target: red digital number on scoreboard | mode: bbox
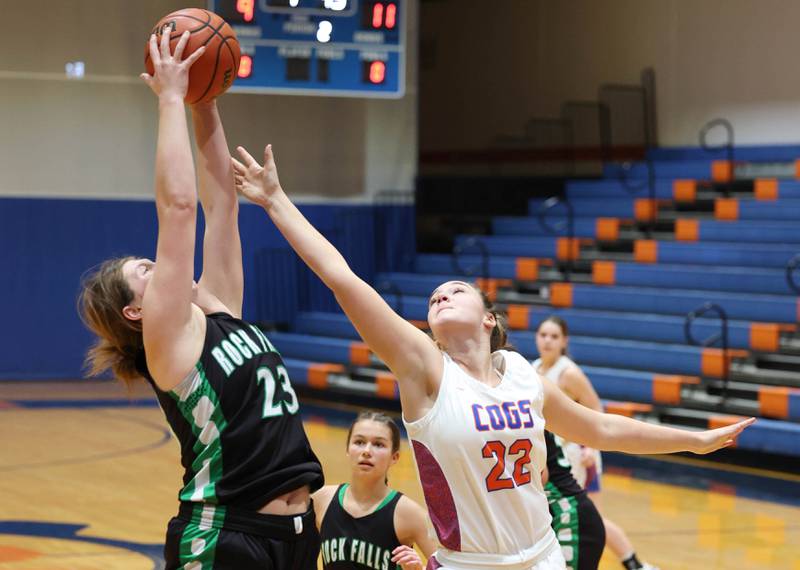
[369,61,386,83]
[238,54,253,78]
[236,0,255,22]
[363,2,397,30]
[362,60,386,84]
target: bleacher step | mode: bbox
[757,352,800,372]
[780,337,800,356]
[679,391,760,418]
[731,362,800,388]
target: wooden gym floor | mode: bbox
[0,381,798,569]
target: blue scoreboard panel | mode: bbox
[208,0,405,98]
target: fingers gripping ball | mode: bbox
[145,9,241,104]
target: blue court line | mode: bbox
[0,521,163,567]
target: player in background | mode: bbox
[534,317,659,570]
[542,430,605,570]
[314,411,437,569]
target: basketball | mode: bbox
[145,8,241,104]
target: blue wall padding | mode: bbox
[0,197,414,380]
[613,263,795,296]
[569,284,796,323]
[695,221,800,244]
[656,242,799,268]
[492,217,601,238]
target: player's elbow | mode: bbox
[591,413,627,451]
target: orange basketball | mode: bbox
[145,8,241,104]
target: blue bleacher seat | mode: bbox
[682,220,800,244]
[606,262,796,296]
[562,284,797,323]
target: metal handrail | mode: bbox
[376,280,404,317]
[787,254,800,296]
[685,302,731,402]
[617,160,656,237]
[452,236,490,280]
[699,118,735,197]
[536,197,575,282]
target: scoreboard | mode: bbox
[209,0,405,98]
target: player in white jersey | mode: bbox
[231,143,755,570]
[534,317,658,570]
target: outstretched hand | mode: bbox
[232,145,282,208]
[692,417,755,454]
[140,30,205,101]
[580,446,597,468]
[391,545,424,570]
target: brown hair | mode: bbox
[536,315,569,355]
[346,411,401,485]
[346,410,401,454]
[472,284,511,352]
[78,256,144,386]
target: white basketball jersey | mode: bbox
[403,350,559,568]
[531,355,574,386]
[532,355,602,488]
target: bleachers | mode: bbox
[714,197,800,221]
[492,216,612,239]
[547,282,796,323]
[528,197,658,221]
[276,148,800,459]
[633,240,798,268]
[415,253,540,280]
[674,219,800,244]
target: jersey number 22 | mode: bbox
[482,439,532,492]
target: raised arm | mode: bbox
[138,32,207,387]
[232,145,442,420]
[542,376,755,455]
[192,101,243,316]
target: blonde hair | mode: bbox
[77,256,144,386]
